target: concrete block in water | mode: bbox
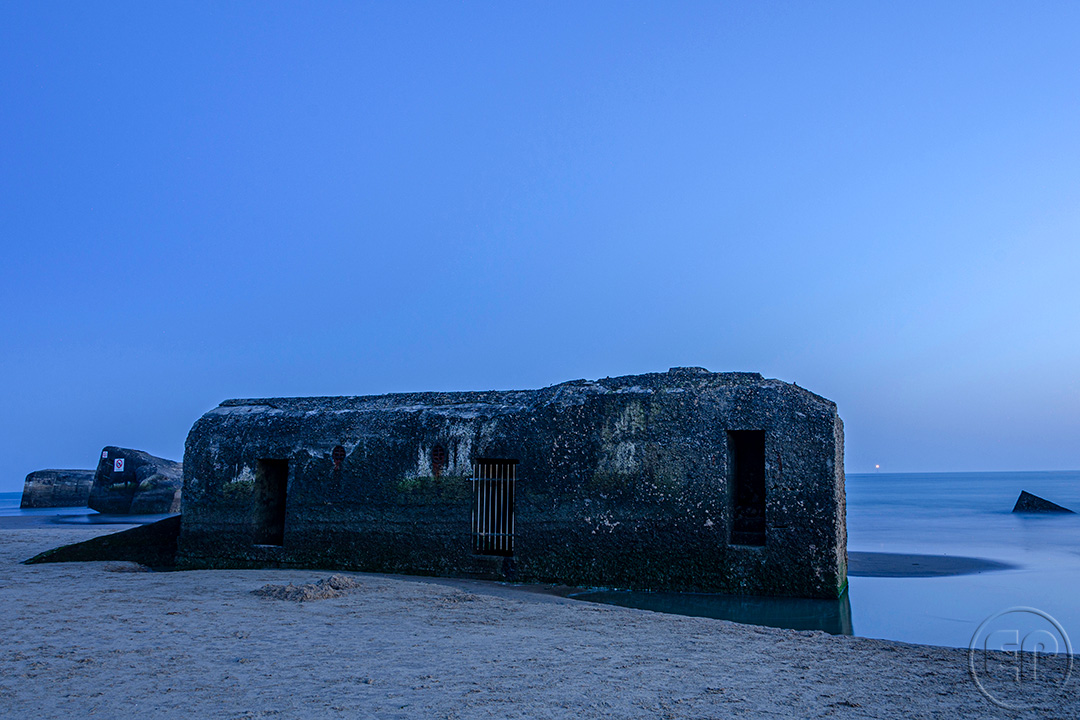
[1012,491,1075,514]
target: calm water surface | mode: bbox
[0,492,93,516]
[844,470,1080,647]
[0,492,170,525]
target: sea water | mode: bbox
[844,470,1080,648]
[577,471,1080,648]
[0,491,95,517]
[0,491,167,524]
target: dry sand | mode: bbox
[0,526,1074,719]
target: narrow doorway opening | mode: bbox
[729,431,766,546]
[472,459,516,556]
[254,458,288,546]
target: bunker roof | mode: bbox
[211,367,835,416]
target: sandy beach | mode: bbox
[0,525,1073,719]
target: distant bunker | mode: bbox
[89,447,183,515]
[20,469,94,509]
[178,368,847,599]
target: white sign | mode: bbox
[102,450,108,459]
[113,458,125,473]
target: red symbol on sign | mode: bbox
[114,458,125,472]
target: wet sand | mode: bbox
[847,551,1019,577]
[0,525,1074,719]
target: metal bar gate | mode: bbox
[471,460,516,556]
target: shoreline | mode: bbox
[1,525,1073,718]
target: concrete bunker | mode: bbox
[177,368,847,598]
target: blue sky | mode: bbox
[2,2,1079,490]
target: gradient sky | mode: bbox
[2,2,1079,490]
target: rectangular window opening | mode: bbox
[472,459,516,556]
[254,458,288,546]
[729,431,766,546]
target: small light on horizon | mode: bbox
[875,464,881,470]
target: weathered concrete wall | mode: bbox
[20,469,95,508]
[178,368,846,598]
[88,447,183,515]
